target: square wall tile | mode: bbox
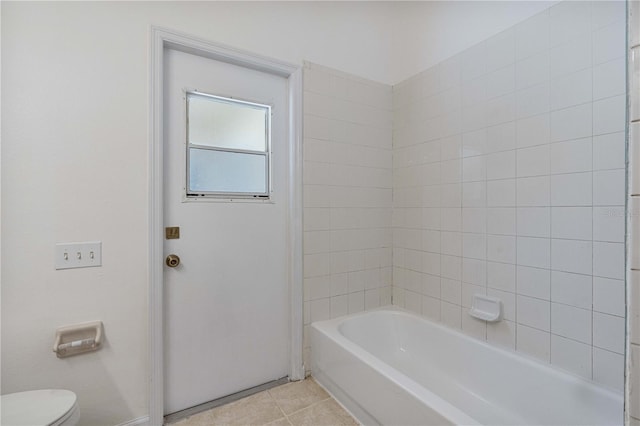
[593,277,625,317]
[593,132,625,171]
[421,295,440,321]
[441,301,462,329]
[463,233,487,260]
[551,239,592,275]
[517,324,551,362]
[485,65,515,99]
[517,114,550,148]
[517,144,550,177]
[517,176,550,206]
[517,266,551,300]
[593,242,624,280]
[487,122,516,153]
[441,231,461,256]
[550,68,592,111]
[517,207,551,238]
[517,237,551,269]
[488,179,516,207]
[593,312,625,354]
[551,207,592,240]
[551,270,592,310]
[487,235,517,264]
[462,182,486,207]
[462,258,487,286]
[549,137,592,174]
[549,36,592,78]
[551,334,592,379]
[462,208,486,234]
[593,20,627,65]
[593,95,626,136]
[441,278,462,304]
[593,169,625,206]
[593,206,625,243]
[550,173,592,206]
[486,151,516,180]
[517,83,550,119]
[487,208,516,235]
[593,347,624,392]
[487,320,516,349]
[551,303,592,344]
[517,295,551,331]
[550,103,592,143]
[488,261,516,293]
[593,57,626,100]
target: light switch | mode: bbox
[55,242,102,270]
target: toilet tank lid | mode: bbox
[1,389,77,426]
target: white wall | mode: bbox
[392,0,627,391]
[0,2,395,425]
[1,1,570,424]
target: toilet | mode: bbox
[1,389,80,426]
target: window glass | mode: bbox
[188,94,267,151]
[189,149,267,194]
[186,92,270,198]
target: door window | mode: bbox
[186,91,271,198]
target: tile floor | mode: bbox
[171,378,358,426]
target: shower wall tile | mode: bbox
[551,334,592,379]
[631,3,640,411]
[392,0,626,392]
[303,63,393,372]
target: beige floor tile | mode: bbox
[172,409,215,426]
[264,417,293,426]
[287,399,358,426]
[269,378,329,415]
[198,391,285,425]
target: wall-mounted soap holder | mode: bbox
[53,321,103,358]
[469,294,502,322]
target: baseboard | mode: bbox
[116,415,150,426]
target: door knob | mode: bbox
[166,254,181,268]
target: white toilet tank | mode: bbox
[1,389,80,426]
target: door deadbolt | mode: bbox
[166,254,181,268]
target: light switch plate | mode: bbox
[55,242,102,270]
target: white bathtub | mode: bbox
[311,308,623,426]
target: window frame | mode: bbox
[185,90,272,200]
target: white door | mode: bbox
[163,47,290,415]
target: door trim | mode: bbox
[148,26,304,425]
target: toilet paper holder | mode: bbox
[53,321,103,358]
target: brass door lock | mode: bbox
[166,254,181,268]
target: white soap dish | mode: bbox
[469,294,502,322]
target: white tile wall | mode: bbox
[303,62,393,371]
[392,0,626,392]
[628,2,640,422]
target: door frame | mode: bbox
[148,26,304,425]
